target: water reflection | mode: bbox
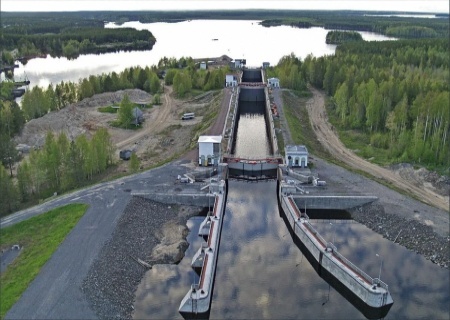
[14,21,396,89]
[133,217,204,319]
[133,182,450,319]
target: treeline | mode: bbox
[0,129,114,217]
[325,31,363,44]
[270,38,449,170]
[259,11,449,39]
[3,28,155,60]
[18,57,229,123]
[0,56,231,215]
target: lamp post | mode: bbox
[376,253,383,282]
[330,222,335,244]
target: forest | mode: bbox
[1,14,155,59]
[0,57,230,216]
[1,11,449,216]
[267,38,448,171]
[325,31,363,44]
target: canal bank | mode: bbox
[3,69,448,320]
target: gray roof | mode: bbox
[285,145,308,154]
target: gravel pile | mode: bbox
[76,89,152,108]
[82,196,199,320]
[351,203,450,269]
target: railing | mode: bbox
[286,195,389,292]
[303,220,328,249]
[223,155,283,163]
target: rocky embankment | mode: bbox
[82,196,201,320]
[351,203,450,269]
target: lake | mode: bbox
[12,20,396,88]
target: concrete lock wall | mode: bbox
[242,69,263,82]
[265,87,278,155]
[293,196,378,210]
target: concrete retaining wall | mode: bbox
[293,195,378,210]
[280,193,393,309]
[179,181,227,316]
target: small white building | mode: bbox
[225,74,238,87]
[198,135,222,166]
[285,145,308,168]
[200,61,207,70]
[268,77,280,88]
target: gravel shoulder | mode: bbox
[82,197,201,320]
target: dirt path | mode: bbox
[116,86,175,149]
[306,87,449,212]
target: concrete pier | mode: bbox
[278,184,394,313]
[178,180,227,317]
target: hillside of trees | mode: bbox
[1,14,155,60]
[0,129,115,216]
[257,11,449,39]
[268,38,449,172]
[0,57,231,216]
[325,31,363,44]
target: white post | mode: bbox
[376,253,383,282]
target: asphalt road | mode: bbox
[3,159,194,319]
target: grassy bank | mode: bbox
[0,203,88,319]
[282,90,329,158]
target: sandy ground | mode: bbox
[15,87,221,173]
[305,86,449,212]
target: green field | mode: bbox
[0,203,88,319]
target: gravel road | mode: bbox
[306,86,449,212]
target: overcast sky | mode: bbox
[1,0,449,13]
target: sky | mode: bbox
[1,0,449,13]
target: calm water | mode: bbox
[13,20,396,88]
[133,182,449,319]
[133,104,449,319]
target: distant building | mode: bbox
[268,77,280,88]
[262,62,270,69]
[200,61,207,70]
[198,135,222,166]
[225,74,238,87]
[233,59,246,69]
[285,145,308,168]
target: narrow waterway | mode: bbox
[233,102,269,157]
[133,96,449,319]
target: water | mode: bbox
[233,111,269,157]
[134,183,449,319]
[133,99,449,319]
[12,20,396,88]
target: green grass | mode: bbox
[97,106,118,113]
[273,117,285,156]
[0,203,88,319]
[109,120,142,130]
[282,90,329,158]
